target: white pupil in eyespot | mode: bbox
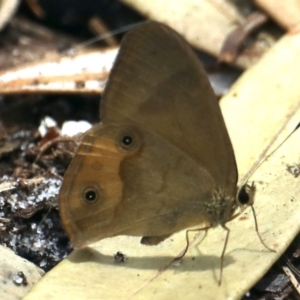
[85,190,96,201]
[122,135,133,146]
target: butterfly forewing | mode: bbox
[102,22,237,194]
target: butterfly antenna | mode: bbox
[258,122,300,166]
[63,22,143,55]
[241,121,300,186]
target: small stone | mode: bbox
[13,271,28,286]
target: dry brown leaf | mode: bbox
[0,48,118,94]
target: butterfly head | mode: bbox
[236,182,256,210]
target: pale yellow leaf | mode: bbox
[255,0,300,30]
[120,0,277,68]
[23,32,300,299]
[0,245,44,300]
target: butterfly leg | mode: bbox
[175,226,210,261]
[250,205,275,253]
[219,224,231,286]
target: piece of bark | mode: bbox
[0,48,118,94]
[219,11,268,64]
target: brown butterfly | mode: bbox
[59,21,272,284]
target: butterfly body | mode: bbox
[59,21,246,249]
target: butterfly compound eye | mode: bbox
[237,186,249,205]
[237,183,256,206]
